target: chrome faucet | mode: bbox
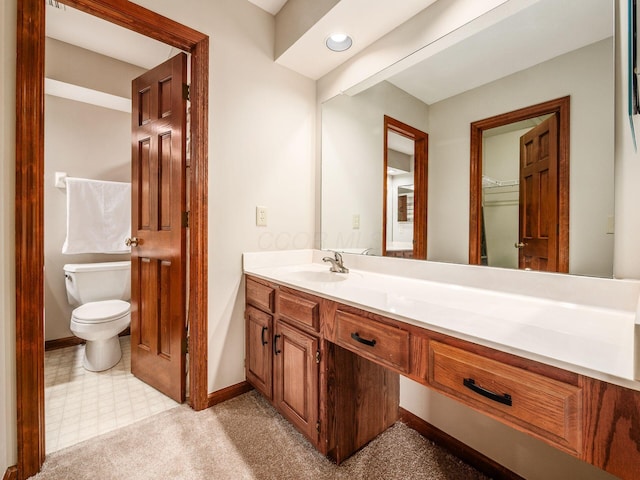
[323,251,349,273]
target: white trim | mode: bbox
[45,78,131,113]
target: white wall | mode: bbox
[129,0,317,392]
[1,0,316,471]
[0,0,17,476]
[482,129,525,269]
[321,81,428,255]
[44,39,139,341]
[44,96,132,340]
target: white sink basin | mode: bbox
[286,270,348,283]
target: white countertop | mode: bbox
[243,250,640,391]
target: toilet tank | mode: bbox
[63,261,131,307]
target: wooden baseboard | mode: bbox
[207,381,253,408]
[399,408,524,480]
[44,336,84,351]
[3,466,17,480]
[44,329,131,351]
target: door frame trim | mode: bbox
[383,115,428,259]
[468,96,570,272]
[15,1,209,478]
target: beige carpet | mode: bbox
[31,390,490,480]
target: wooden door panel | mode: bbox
[519,116,558,272]
[131,53,187,403]
[274,321,319,444]
[246,306,273,399]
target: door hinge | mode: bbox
[183,336,189,354]
[182,211,190,228]
[316,421,320,433]
[183,83,190,101]
[315,350,320,364]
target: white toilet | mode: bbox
[63,261,131,372]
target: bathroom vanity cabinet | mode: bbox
[245,274,640,479]
[245,277,399,459]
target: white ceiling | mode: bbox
[45,0,612,105]
[45,0,437,79]
[247,0,288,15]
[46,4,174,69]
[386,0,612,106]
[274,0,438,79]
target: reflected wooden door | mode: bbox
[518,115,559,272]
[130,53,187,402]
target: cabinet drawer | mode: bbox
[334,310,409,373]
[246,277,275,313]
[429,340,582,454]
[278,291,319,332]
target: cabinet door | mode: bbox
[246,305,273,400]
[274,320,319,445]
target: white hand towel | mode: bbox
[62,177,132,254]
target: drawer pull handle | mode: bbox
[261,326,268,346]
[463,378,512,407]
[351,332,376,347]
[274,334,281,355]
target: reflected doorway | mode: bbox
[383,116,428,259]
[470,96,570,273]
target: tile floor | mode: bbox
[44,336,179,453]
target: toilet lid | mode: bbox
[72,300,130,324]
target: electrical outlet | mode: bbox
[352,214,360,229]
[256,206,267,226]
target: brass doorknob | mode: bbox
[514,242,527,249]
[125,237,140,247]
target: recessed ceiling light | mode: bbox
[326,33,353,52]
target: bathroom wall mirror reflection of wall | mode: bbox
[320,0,615,278]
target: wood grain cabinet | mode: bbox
[273,320,320,443]
[245,275,640,480]
[428,340,582,455]
[245,277,322,447]
[245,276,400,461]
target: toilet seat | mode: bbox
[72,299,130,324]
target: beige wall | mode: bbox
[1,0,316,471]
[427,39,614,277]
[321,81,428,254]
[130,0,317,392]
[44,39,141,341]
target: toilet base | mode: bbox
[83,335,122,372]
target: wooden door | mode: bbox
[518,115,559,272]
[274,321,320,445]
[246,306,273,400]
[130,53,187,402]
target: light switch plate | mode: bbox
[256,206,267,226]
[353,214,360,229]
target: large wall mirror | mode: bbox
[320,0,615,278]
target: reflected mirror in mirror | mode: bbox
[383,116,427,259]
[320,0,614,277]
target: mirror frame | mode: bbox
[383,115,428,259]
[468,96,570,271]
